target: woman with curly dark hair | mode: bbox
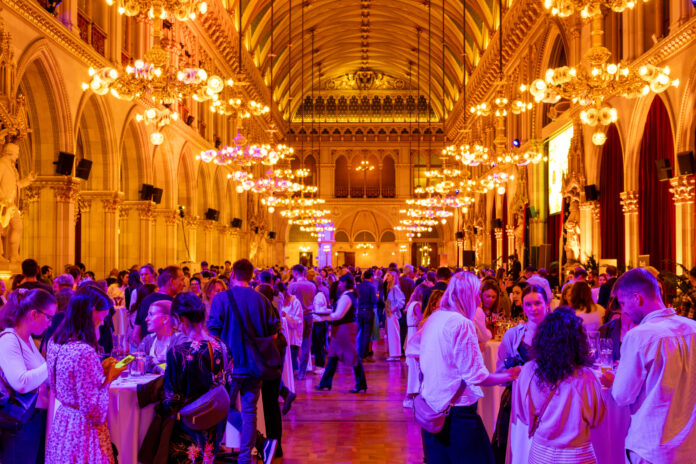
[512,307,606,463]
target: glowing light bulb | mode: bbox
[150,132,164,145]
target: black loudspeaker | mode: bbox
[75,159,92,180]
[584,184,599,201]
[491,218,503,229]
[473,226,479,235]
[152,188,163,204]
[186,115,195,126]
[462,250,476,267]
[55,152,75,175]
[231,218,243,228]
[268,231,276,239]
[140,184,154,201]
[205,208,220,221]
[455,231,464,240]
[677,151,695,175]
[253,226,259,234]
[655,158,673,181]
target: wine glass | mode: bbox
[599,338,613,371]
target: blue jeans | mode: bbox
[0,408,47,464]
[227,377,262,464]
[297,314,314,378]
[422,404,494,464]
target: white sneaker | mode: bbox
[403,398,414,408]
[314,367,325,375]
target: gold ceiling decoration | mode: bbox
[105,0,208,21]
[0,17,29,142]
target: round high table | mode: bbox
[480,340,503,439]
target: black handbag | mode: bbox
[226,290,283,381]
[0,332,39,428]
[178,342,231,431]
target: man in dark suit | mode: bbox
[356,269,379,360]
[421,267,452,310]
[597,265,618,308]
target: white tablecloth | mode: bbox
[480,341,503,439]
[112,306,129,336]
[507,371,631,464]
[108,374,159,464]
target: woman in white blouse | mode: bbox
[0,288,57,464]
[277,282,304,372]
[406,272,520,463]
[569,281,606,333]
[384,270,405,361]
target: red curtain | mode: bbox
[638,97,675,271]
[502,193,508,262]
[599,124,625,268]
[547,213,562,264]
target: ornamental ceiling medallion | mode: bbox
[324,68,409,91]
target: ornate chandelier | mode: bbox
[231,169,317,195]
[530,0,678,145]
[477,171,515,195]
[105,0,208,20]
[355,160,375,172]
[199,132,292,167]
[261,196,325,214]
[135,107,179,145]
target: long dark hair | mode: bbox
[52,285,113,348]
[172,292,206,324]
[570,281,595,313]
[532,306,593,388]
[0,289,56,329]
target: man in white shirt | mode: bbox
[601,268,696,463]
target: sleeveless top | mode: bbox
[333,290,358,326]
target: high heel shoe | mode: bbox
[315,385,332,391]
[348,386,367,393]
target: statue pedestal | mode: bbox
[0,261,21,280]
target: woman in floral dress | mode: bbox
[46,285,125,464]
[162,292,231,464]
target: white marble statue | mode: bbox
[0,142,35,262]
[564,199,581,262]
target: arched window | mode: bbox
[305,154,318,192]
[334,155,349,197]
[354,231,376,242]
[543,38,568,127]
[335,230,350,242]
[382,155,395,197]
[380,230,396,242]
[365,154,380,198]
[350,155,365,197]
[413,152,427,190]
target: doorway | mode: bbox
[411,242,438,268]
[299,252,313,267]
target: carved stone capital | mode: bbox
[102,198,121,213]
[669,176,695,205]
[23,186,41,203]
[505,224,514,238]
[620,191,639,214]
[580,201,601,221]
[494,228,504,240]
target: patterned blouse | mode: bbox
[45,340,114,464]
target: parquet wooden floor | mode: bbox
[277,340,424,463]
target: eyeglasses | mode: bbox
[37,310,54,321]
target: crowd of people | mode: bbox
[1,255,696,464]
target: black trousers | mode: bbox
[311,321,328,367]
[399,312,408,351]
[357,310,374,359]
[422,404,494,464]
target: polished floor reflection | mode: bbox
[280,340,424,463]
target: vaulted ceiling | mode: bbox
[238,0,503,123]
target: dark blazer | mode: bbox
[207,286,281,377]
[400,276,416,303]
[356,281,378,314]
[597,277,617,308]
[422,281,448,310]
[599,317,622,361]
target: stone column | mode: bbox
[669,176,695,272]
[135,202,155,265]
[181,217,198,264]
[505,225,515,261]
[79,191,122,277]
[494,228,503,267]
[620,191,639,268]
[579,201,599,261]
[591,202,601,263]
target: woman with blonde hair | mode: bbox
[407,271,520,463]
[201,278,227,319]
[384,270,405,362]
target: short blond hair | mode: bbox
[439,271,480,320]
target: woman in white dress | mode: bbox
[569,281,605,333]
[384,270,405,361]
[277,282,303,372]
[403,284,427,407]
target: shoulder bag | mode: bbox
[413,373,466,434]
[226,290,282,381]
[528,377,556,438]
[178,341,231,431]
[0,332,39,428]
